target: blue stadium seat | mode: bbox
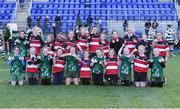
[30,0,177,32]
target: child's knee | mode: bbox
[140,82,146,87]
[11,81,16,86]
[74,78,79,85]
[66,78,71,85]
[18,80,24,86]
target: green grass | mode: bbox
[0,55,180,108]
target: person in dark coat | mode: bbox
[110,30,124,55]
[55,15,61,34]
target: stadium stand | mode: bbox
[30,0,178,32]
[0,1,17,28]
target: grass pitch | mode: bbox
[0,54,180,108]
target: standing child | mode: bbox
[118,44,134,86]
[133,45,149,87]
[79,51,91,85]
[76,26,90,52]
[104,48,118,85]
[149,48,165,87]
[89,26,100,57]
[29,26,43,55]
[66,31,77,53]
[44,34,54,56]
[14,30,28,58]
[53,33,66,53]
[26,47,40,85]
[90,48,105,85]
[123,27,138,53]
[152,32,169,61]
[39,47,53,85]
[100,33,110,57]
[164,25,176,56]
[110,30,123,55]
[52,48,65,85]
[62,46,81,85]
[8,47,25,86]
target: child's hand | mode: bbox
[8,57,13,60]
[149,59,153,63]
[19,57,24,61]
[99,61,103,64]
[82,61,86,64]
[133,38,137,43]
[159,58,164,63]
[92,59,97,63]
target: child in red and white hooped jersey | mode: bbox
[52,48,65,85]
[152,32,169,61]
[89,26,100,56]
[104,48,119,85]
[53,33,66,53]
[123,27,138,53]
[79,50,91,85]
[29,26,43,55]
[44,34,54,56]
[76,26,90,52]
[26,47,40,85]
[100,33,110,57]
[133,45,149,87]
[66,31,77,53]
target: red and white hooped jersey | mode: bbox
[30,40,41,54]
[26,64,39,73]
[124,41,136,53]
[134,55,149,73]
[100,41,110,56]
[77,39,88,51]
[154,40,169,57]
[105,59,118,75]
[66,40,77,53]
[89,38,100,53]
[26,57,39,73]
[123,35,137,53]
[29,35,42,54]
[80,59,91,78]
[53,41,65,51]
[52,59,65,73]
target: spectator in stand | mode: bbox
[55,15,61,34]
[36,16,41,28]
[152,20,159,32]
[145,19,151,36]
[123,19,128,32]
[43,16,50,35]
[27,16,32,29]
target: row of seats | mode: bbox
[0,9,16,14]
[0,2,16,8]
[0,14,13,21]
[32,3,175,9]
[30,0,177,31]
[0,1,16,23]
[30,14,177,21]
[31,9,176,15]
[48,0,158,3]
[30,22,85,32]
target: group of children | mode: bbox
[5,25,171,88]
